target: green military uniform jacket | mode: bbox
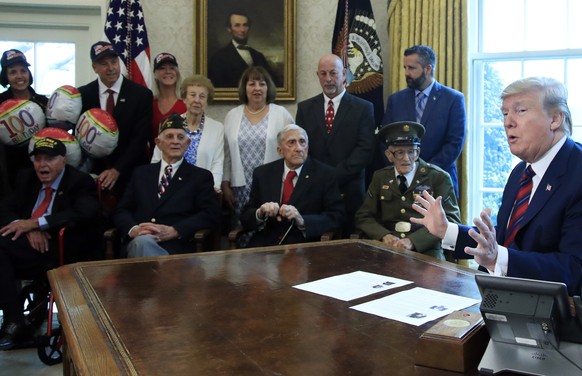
[355,158,461,259]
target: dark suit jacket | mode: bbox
[382,81,466,196]
[208,43,280,87]
[114,161,220,254]
[295,92,375,217]
[78,77,153,191]
[0,165,100,264]
[241,158,345,247]
[455,138,582,295]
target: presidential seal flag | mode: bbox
[104,0,152,89]
[332,0,384,124]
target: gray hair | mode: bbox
[277,124,308,144]
[501,77,572,135]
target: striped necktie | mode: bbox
[504,165,535,246]
[158,165,173,198]
[415,92,427,123]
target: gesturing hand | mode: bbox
[410,190,449,239]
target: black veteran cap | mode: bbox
[90,41,118,62]
[158,113,187,134]
[29,137,66,157]
[378,121,425,146]
[154,52,178,70]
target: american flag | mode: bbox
[104,0,152,88]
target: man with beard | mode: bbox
[382,45,466,197]
[208,11,280,87]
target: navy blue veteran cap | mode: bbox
[1,49,30,69]
[154,52,178,70]
[158,113,187,134]
[29,137,66,157]
[90,41,118,62]
[378,121,425,146]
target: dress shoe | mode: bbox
[0,322,35,350]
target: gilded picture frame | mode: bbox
[194,0,296,101]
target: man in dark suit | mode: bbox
[0,137,99,350]
[78,41,153,195]
[241,124,344,247]
[383,45,466,197]
[295,54,375,234]
[411,77,582,295]
[115,114,220,257]
[208,11,280,87]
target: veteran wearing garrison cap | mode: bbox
[355,121,460,259]
[114,113,220,258]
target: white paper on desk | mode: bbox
[292,271,412,301]
[350,287,480,326]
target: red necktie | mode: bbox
[281,170,297,204]
[325,100,334,134]
[106,89,115,115]
[31,187,54,219]
[504,165,535,246]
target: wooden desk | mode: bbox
[49,239,483,376]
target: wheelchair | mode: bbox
[19,227,67,365]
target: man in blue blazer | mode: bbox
[78,41,153,195]
[411,77,582,295]
[115,114,220,257]
[296,54,375,234]
[241,125,345,247]
[383,45,466,197]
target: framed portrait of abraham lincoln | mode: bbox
[195,0,296,101]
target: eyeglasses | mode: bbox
[388,148,419,160]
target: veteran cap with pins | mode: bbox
[377,121,425,146]
[158,113,187,134]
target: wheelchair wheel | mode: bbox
[37,326,63,365]
[21,283,49,329]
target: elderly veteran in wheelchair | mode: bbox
[0,137,99,350]
[355,121,460,260]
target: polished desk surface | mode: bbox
[48,239,483,376]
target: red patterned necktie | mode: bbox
[325,100,334,134]
[31,187,54,219]
[504,165,535,246]
[158,165,173,198]
[106,89,115,115]
[281,170,297,204]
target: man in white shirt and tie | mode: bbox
[240,124,344,247]
[114,114,220,257]
[411,77,582,295]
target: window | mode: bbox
[469,0,582,223]
[0,41,75,96]
[0,2,102,96]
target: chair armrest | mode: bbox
[104,227,118,259]
[320,231,335,242]
[228,228,244,250]
[193,229,213,253]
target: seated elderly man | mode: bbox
[240,124,345,247]
[0,137,99,350]
[355,121,460,259]
[114,113,220,257]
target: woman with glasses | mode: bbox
[355,121,461,260]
